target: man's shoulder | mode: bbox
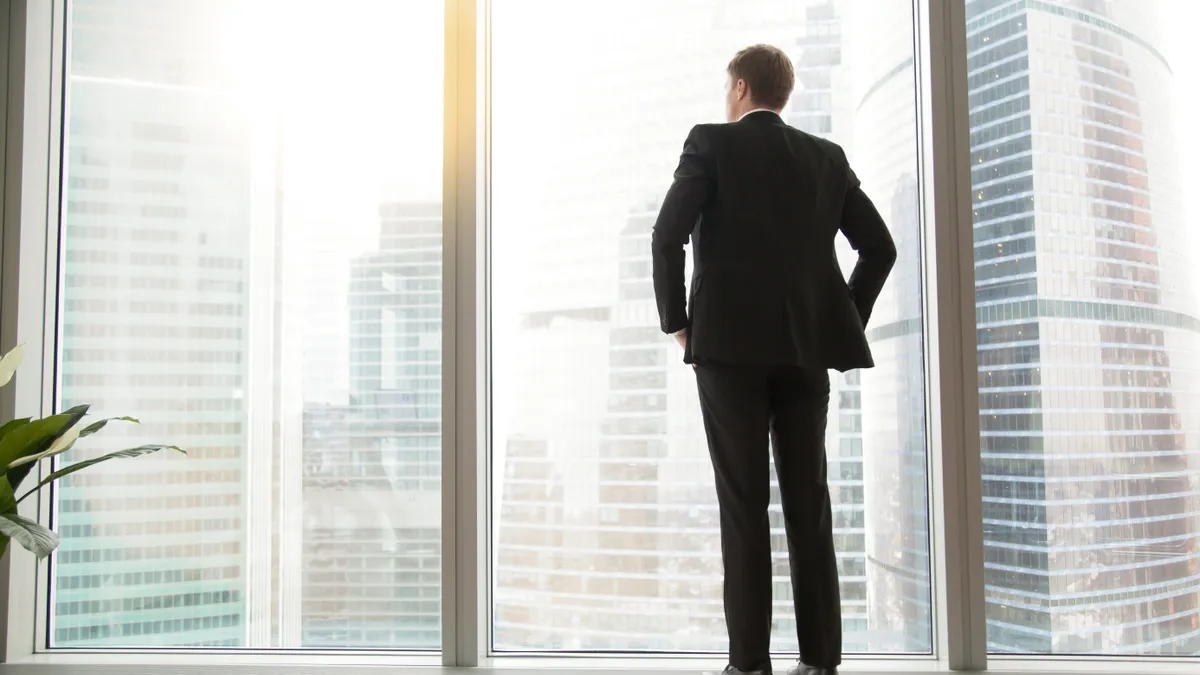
[684,122,848,164]
[806,132,841,152]
[686,121,773,149]
[685,122,726,139]
[680,123,733,156]
[785,126,844,155]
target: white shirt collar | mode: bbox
[738,108,779,122]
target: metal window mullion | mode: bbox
[31,0,65,656]
[442,0,480,667]
[1,0,63,662]
[916,0,988,670]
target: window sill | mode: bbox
[3,654,1199,675]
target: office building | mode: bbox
[297,202,443,647]
[54,0,255,647]
[966,0,1200,654]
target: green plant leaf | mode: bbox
[0,475,16,513]
[0,511,58,558]
[0,418,31,445]
[0,344,24,388]
[1,405,90,490]
[7,415,140,472]
[80,416,139,437]
[15,444,184,505]
[0,476,12,561]
[7,420,83,471]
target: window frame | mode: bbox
[0,0,1196,672]
[918,0,987,669]
[474,0,974,666]
[2,0,66,663]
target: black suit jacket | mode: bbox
[651,111,896,371]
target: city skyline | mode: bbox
[491,0,931,653]
[45,0,1200,658]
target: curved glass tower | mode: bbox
[846,0,932,654]
[966,0,1200,654]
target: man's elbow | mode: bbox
[870,238,898,273]
[882,240,898,269]
[650,226,682,257]
[650,227,666,254]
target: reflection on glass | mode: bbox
[967,0,1200,655]
[53,0,442,648]
[490,0,931,653]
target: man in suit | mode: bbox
[651,44,896,675]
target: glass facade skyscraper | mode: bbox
[54,0,253,647]
[299,201,442,647]
[52,0,445,649]
[846,0,932,653]
[966,0,1200,654]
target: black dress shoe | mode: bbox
[723,665,772,675]
[786,664,837,675]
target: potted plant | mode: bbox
[0,344,183,559]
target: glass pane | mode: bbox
[52,0,442,649]
[967,0,1200,655]
[490,0,930,653]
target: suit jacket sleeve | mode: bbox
[652,125,715,335]
[839,164,897,327]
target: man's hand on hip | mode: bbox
[673,328,688,351]
[675,329,695,367]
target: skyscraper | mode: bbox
[54,0,447,649]
[965,0,1200,654]
[841,0,932,653]
[492,301,612,648]
[54,0,256,648]
[493,0,930,653]
[298,201,443,647]
[590,203,721,648]
[495,203,724,650]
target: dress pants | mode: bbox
[694,362,841,671]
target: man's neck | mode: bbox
[737,108,780,122]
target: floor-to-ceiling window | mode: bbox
[1,0,1197,670]
[488,0,931,655]
[52,0,443,649]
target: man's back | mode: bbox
[651,110,896,371]
[658,45,891,675]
